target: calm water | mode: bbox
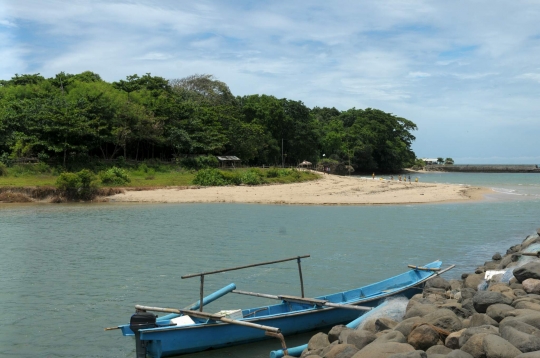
[1,173,539,357]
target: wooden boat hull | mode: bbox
[120,261,442,357]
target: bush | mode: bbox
[0,162,8,176]
[100,167,131,185]
[192,168,227,186]
[240,170,263,185]
[266,167,280,178]
[221,170,242,185]
[56,169,98,200]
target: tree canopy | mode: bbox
[0,71,418,172]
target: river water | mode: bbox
[1,172,539,357]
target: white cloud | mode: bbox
[408,71,431,78]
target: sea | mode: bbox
[1,172,539,357]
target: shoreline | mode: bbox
[106,173,491,206]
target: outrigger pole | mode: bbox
[181,255,311,312]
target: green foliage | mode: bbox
[55,169,98,200]
[180,155,219,169]
[240,168,264,185]
[192,168,228,186]
[0,162,7,176]
[100,166,131,185]
[221,170,242,185]
[445,158,454,165]
[411,158,426,170]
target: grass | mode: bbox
[0,164,319,189]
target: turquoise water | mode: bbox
[1,173,539,357]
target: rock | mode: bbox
[373,330,407,344]
[486,303,515,322]
[328,325,350,343]
[499,255,514,269]
[499,316,540,350]
[472,291,513,313]
[450,279,464,291]
[513,262,540,283]
[446,328,466,349]
[358,318,377,334]
[514,289,528,297]
[440,301,471,319]
[387,351,427,358]
[522,278,540,294]
[407,324,440,351]
[475,268,485,275]
[493,252,502,261]
[447,350,474,358]
[459,325,500,347]
[404,302,438,319]
[338,329,354,344]
[507,244,521,255]
[460,333,492,358]
[460,288,478,302]
[514,300,540,312]
[515,351,540,357]
[462,273,470,280]
[426,276,451,291]
[376,317,399,331]
[522,234,540,250]
[489,283,516,300]
[346,330,377,350]
[464,274,485,290]
[321,341,340,357]
[485,261,501,270]
[394,317,424,338]
[499,324,540,353]
[482,333,522,358]
[308,332,330,351]
[510,282,524,290]
[469,313,499,328]
[425,344,452,355]
[422,308,463,332]
[323,343,358,358]
[350,342,415,358]
[462,298,477,316]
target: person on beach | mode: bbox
[372,172,375,179]
[390,176,393,180]
[415,177,419,183]
[327,167,330,175]
[408,175,411,182]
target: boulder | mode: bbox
[439,301,471,319]
[459,325,500,347]
[464,274,485,290]
[511,282,524,290]
[489,283,516,300]
[450,279,464,291]
[513,262,540,283]
[338,329,354,344]
[347,330,376,350]
[308,332,330,351]
[499,255,514,269]
[426,276,451,291]
[468,313,499,328]
[404,302,438,319]
[372,330,407,344]
[499,324,540,353]
[350,342,415,358]
[493,252,502,261]
[376,317,399,331]
[472,291,513,313]
[522,278,540,294]
[407,324,440,351]
[323,343,358,358]
[387,351,427,358]
[321,341,340,357]
[358,318,378,334]
[482,333,522,358]
[446,328,466,349]
[447,350,474,358]
[328,325,350,343]
[514,289,528,297]
[486,303,515,322]
[514,300,540,312]
[506,244,522,255]
[460,333,492,358]
[515,352,540,358]
[394,317,424,338]
[422,308,463,332]
[462,298,477,316]
[425,344,452,355]
[460,288,478,302]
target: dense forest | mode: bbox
[0,71,418,172]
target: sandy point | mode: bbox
[106,173,491,205]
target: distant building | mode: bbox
[422,158,438,165]
[216,156,241,168]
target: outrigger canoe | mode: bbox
[110,256,451,358]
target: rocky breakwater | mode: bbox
[293,229,540,358]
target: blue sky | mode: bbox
[1,0,540,164]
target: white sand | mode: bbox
[107,173,490,205]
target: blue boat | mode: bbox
[114,258,446,358]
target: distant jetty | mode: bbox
[425,164,540,173]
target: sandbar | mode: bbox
[107,173,490,205]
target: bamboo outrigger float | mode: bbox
[108,256,453,358]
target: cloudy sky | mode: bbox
[1,1,540,164]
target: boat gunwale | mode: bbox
[137,260,441,335]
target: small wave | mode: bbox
[491,187,520,195]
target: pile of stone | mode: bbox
[293,230,540,358]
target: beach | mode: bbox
[107,173,490,205]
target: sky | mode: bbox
[1,1,540,164]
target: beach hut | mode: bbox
[216,156,241,168]
[298,160,312,170]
